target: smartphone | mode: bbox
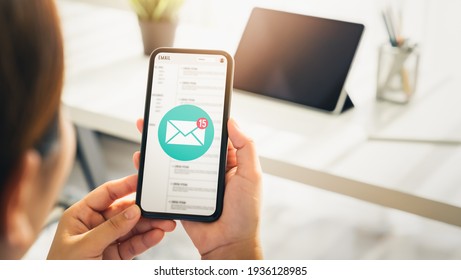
[136,48,233,222]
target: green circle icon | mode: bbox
[158,104,214,161]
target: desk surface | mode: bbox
[59,0,461,226]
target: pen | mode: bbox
[381,10,398,47]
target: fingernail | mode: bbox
[230,118,240,129]
[124,205,139,220]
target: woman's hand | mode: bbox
[133,118,263,259]
[181,119,263,259]
[47,175,176,259]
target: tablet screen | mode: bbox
[234,8,364,112]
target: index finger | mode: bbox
[136,118,144,134]
[83,174,138,212]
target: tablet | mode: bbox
[234,7,364,113]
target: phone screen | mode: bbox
[137,48,233,221]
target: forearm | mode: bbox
[201,238,263,260]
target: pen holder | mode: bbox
[376,43,419,104]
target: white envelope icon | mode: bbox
[165,120,205,146]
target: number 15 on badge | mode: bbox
[197,118,208,129]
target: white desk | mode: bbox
[59,0,461,226]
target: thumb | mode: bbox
[85,204,141,250]
[227,118,262,180]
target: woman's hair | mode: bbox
[0,0,64,231]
